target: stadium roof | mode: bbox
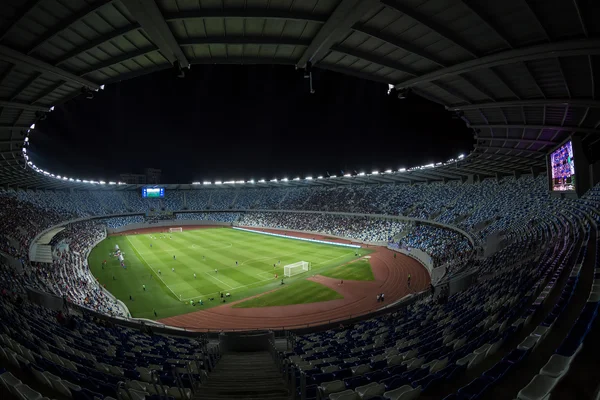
[0,0,598,190]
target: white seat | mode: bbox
[474,343,491,355]
[127,380,148,392]
[351,364,370,375]
[329,389,359,400]
[383,384,421,400]
[468,352,487,369]
[387,355,404,366]
[456,353,475,367]
[167,386,191,400]
[517,374,559,400]
[0,371,22,395]
[539,354,572,378]
[44,371,79,398]
[320,380,346,397]
[322,365,340,373]
[486,338,504,357]
[430,357,448,374]
[518,335,540,351]
[14,384,42,400]
[30,369,52,389]
[136,367,153,383]
[355,382,385,399]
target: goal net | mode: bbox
[169,227,183,233]
[284,261,310,277]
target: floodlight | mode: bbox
[100,85,105,90]
[76,179,82,182]
[202,181,211,185]
[24,137,29,142]
[330,175,337,178]
[399,168,406,172]
[69,178,74,181]
[63,177,68,180]
[372,171,379,175]
[57,175,62,179]
[249,180,255,184]
[100,181,106,184]
[214,181,222,185]
[344,174,351,177]
[258,179,265,183]
[317,176,323,179]
[109,181,116,185]
[270,179,278,182]
[282,178,288,182]
[305,176,313,180]
[358,172,365,176]
[387,84,394,95]
[385,169,392,173]
[235,180,244,184]
[22,147,26,153]
[458,154,465,159]
[29,123,35,129]
[224,180,234,184]
[293,177,300,181]
[49,106,55,111]
[27,161,32,165]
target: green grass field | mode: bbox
[320,259,375,281]
[89,227,371,319]
[233,280,343,308]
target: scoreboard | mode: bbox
[142,187,165,198]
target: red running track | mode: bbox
[158,227,430,331]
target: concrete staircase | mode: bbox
[194,351,290,400]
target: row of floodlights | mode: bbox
[191,155,465,185]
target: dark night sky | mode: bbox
[32,65,473,183]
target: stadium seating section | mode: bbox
[1,175,599,399]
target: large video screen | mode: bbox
[549,141,575,192]
[142,187,165,198]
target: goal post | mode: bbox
[169,227,183,233]
[284,261,310,277]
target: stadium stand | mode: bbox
[0,176,599,399]
[1,0,600,397]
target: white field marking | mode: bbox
[190,242,233,250]
[138,242,233,255]
[204,271,233,289]
[126,236,183,301]
[179,250,356,301]
[257,271,278,279]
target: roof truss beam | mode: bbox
[475,144,545,156]
[470,124,600,135]
[330,46,418,76]
[0,45,99,89]
[55,24,141,66]
[476,136,557,146]
[179,37,311,47]
[0,124,29,131]
[27,0,116,56]
[79,46,158,76]
[472,152,545,166]
[395,38,600,89]
[164,9,328,23]
[0,100,49,112]
[0,0,42,42]
[448,99,600,111]
[296,0,379,68]
[121,0,189,68]
[352,24,446,67]
[460,0,513,49]
[382,0,479,58]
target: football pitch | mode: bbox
[89,227,371,320]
